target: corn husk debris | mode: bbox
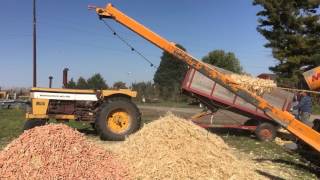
[108,113,265,180]
[230,74,277,95]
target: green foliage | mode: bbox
[202,50,243,73]
[66,78,77,89]
[113,81,127,89]
[76,77,89,89]
[153,44,188,100]
[253,0,320,87]
[87,73,108,89]
[132,81,159,101]
[67,74,108,89]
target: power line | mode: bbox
[101,19,157,69]
[34,33,161,60]
[36,21,273,61]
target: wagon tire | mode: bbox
[255,122,277,141]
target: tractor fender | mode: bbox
[100,89,137,98]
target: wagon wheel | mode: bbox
[255,122,277,141]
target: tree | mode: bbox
[132,82,147,101]
[76,77,88,89]
[66,78,77,89]
[253,0,320,87]
[202,50,242,73]
[66,74,108,89]
[132,81,160,102]
[153,44,188,100]
[113,81,127,89]
[87,73,108,89]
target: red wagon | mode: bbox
[182,66,294,141]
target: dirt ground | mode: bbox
[138,104,320,124]
[138,105,249,125]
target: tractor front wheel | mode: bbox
[23,119,47,131]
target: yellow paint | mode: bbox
[26,113,47,119]
[303,66,320,90]
[31,87,96,94]
[0,91,6,99]
[26,113,75,120]
[190,111,210,121]
[287,120,320,151]
[53,114,75,120]
[32,99,49,115]
[107,110,131,133]
[101,89,137,98]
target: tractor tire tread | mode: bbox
[95,98,141,141]
[23,119,47,131]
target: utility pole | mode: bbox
[32,0,37,87]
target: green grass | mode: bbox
[0,109,93,149]
[0,109,25,148]
[213,129,319,179]
[312,103,320,114]
[67,121,92,129]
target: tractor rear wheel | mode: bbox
[95,98,141,141]
[23,119,47,131]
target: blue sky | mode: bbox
[0,0,275,88]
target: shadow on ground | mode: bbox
[255,158,320,178]
[255,170,286,180]
[77,128,97,136]
[207,127,256,139]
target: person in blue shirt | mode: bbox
[290,94,299,119]
[294,92,312,126]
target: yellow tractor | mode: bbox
[25,87,141,140]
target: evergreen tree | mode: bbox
[202,50,243,73]
[132,81,159,101]
[76,77,89,89]
[87,73,108,89]
[113,81,127,89]
[153,44,188,100]
[253,0,320,87]
[66,78,77,89]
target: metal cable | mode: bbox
[101,19,157,68]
